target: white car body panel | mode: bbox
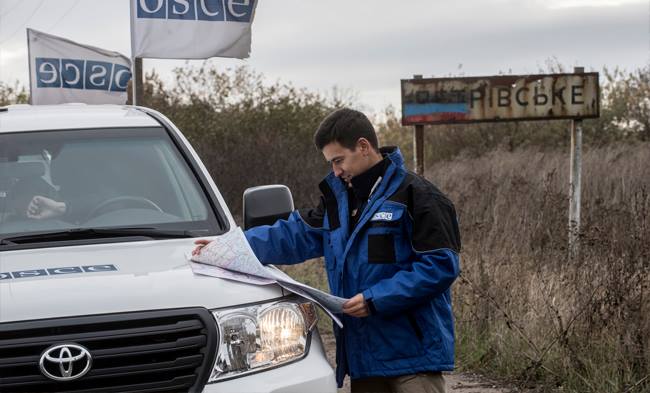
[0,237,285,322]
[0,104,336,392]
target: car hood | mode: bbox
[0,238,284,323]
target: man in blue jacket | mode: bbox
[197,108,461,392]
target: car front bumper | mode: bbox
[202,329,337,393]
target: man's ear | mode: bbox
[356,138,371,154]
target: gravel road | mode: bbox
[320,332,519,393]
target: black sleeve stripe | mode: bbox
[410,190,461,253]
[318,180,341,230]
[388,172,461,254]
[297,196,326,229]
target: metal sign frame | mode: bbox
[403,68,598,259]
[401,72,600,126]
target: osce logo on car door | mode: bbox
[137,0,256,22]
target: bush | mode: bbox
[141,65,351,217]
[433,144,650,392]
[0,82,28,106]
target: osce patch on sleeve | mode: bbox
[371,212,393,221]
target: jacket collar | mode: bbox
[318,146,407,262]
[379,146,405,169]
[341,150,406,262]
[349,157,389,202]
[320,146,406,195]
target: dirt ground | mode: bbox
[320,332,520,393]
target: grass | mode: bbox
[432,143,650,393]
[279,142,650,393]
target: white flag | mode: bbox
[27,29,132,105]
[131,0,257,59]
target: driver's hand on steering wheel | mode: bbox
[27,196,67,220]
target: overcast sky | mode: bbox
[0,0,648,114]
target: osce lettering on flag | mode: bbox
[131,0,258,59]
[27,29,132,105]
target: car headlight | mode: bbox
[208,299,318,382]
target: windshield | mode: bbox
[0,127,224,242]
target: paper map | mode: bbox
[189,227,347,327]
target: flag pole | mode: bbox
[129,58,144,106]
[26,29,34,105]
[131,60,137,106]
[129,0,137,106]
[134,57,143,106]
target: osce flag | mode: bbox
[131,0,257,59]
[27,29,132,105]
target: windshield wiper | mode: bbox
[0,227,207,245]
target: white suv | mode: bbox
[0,104,336,392]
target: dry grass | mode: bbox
[429,143,650,392]
[280,143,649,393]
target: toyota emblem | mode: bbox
[39,344,92,381]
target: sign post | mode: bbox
[413,74,425,175]
[414,124,425,175]
[569,67,584,259]
[401,70,599,257]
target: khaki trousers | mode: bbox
[351,372,445,393]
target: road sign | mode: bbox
[401,72,599,125]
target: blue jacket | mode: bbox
[245,147,461,387]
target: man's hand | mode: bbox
[26,196,66,220]
[192,239,212,256]
[342,293,370,318]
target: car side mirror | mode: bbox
[243,185,294,230]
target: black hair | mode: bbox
[313,108,378,151]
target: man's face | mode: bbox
[321,140,372,184]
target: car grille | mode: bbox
[0,308,218,392]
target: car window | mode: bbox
[0,127,223,237]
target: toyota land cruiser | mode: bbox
[0,104,336,392]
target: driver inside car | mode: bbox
[24,187,108,222]
[26,195,67,220]
[26,193,165,223]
